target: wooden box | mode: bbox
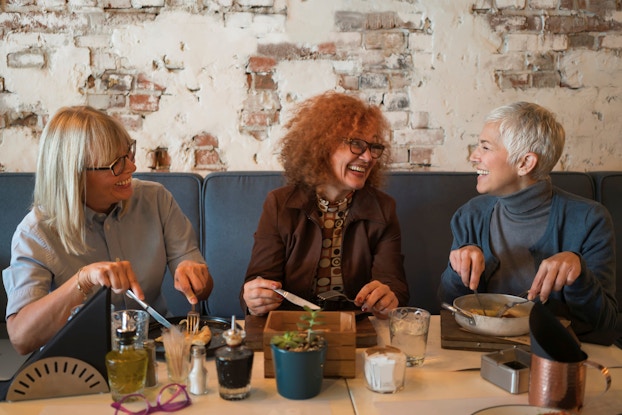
[262,311,357,378]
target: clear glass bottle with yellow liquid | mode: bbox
[106,328,148,401]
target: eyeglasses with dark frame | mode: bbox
[86,140,137,176]
[110,383,191,415]
[344,138,385,159]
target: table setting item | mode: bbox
[110,309,149,351]
[125,290,171,329]
[442,293,534,337]
[388,307,430,367]
[273,288,321,310]
[149,316,243,358]
[528,302,611,412]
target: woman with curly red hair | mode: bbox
[241,91,409,318]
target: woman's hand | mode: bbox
[79,260,144,299]
[449,245,485,290]
[355,281,399,319]
[174,260,213,304]
[529,251,581,303]
[243,276,283,316]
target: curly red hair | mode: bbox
[279,91,391,191]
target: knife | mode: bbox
[125,290,172,328]
[273,288,321,310]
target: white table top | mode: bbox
[1,315,621,415]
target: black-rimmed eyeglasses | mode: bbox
[344,138,385,159]
[86,140,137,176]
[110,383,191,415]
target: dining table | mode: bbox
[0,315,620,415]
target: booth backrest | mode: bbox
[133,172,203,316]
[0,170,617,323]
[593,172,622,308]
[0,173,36,323]
[202,172,286,318]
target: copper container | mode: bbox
[528,354,611,411]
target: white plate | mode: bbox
[472,405,575,415]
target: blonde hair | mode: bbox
[34,106,134,255]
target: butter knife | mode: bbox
[273,288,321,310]
[125,290,172,328]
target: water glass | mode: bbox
[389,307,430,367]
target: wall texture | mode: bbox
[1,0,621,174]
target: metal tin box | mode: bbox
[480,347,531,394]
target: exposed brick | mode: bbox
[602,34,622,48]
[193,133,219,148]
[334,11,366,32]
[253,73,277,90]
[526,52,556,71]
[257,42,310,60]
[338,74,359,90]
[528,0,559,9]
[532,71,560,87]
[546,16,588,33]
[366,12,399,30]
[244,90,281,111]
[383,92,410,111]
[102,72,134,91]
[568,33,598,48]
[112,113,143,130]
[241,111,279,127]
[388,73,412,89]
[360,72,389,89]
[130,94,159,112]
[194,149,223,167]
[7,49,45,68]
[496,0,527,9]
[131,0,165,7]
[384,111,409,129]
[495,71,530,90]
[394,128,444,146]
[364,31,406,52]
[408,147,434,166]
[237,0,274,6]
[102,0,132,8]
[317,42,337,55]
[489,15,528,32]
[247,56,277,73]
[137,74,165,91]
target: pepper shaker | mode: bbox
[143,339,158,388]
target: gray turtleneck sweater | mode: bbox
[488,180,552,293]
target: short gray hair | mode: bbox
[486,102,565,181]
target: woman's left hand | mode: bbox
[174,260,214,304]
[355,281,399,319]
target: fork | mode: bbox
[185,303,201,335]
[317,290,356,303]
[495,290,530,318]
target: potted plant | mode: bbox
[270,307,327,399]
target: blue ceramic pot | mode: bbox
[270,341,327,400]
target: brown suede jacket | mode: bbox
[240,184,409,312]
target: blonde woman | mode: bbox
[3,106,213,354]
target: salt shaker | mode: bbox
[188,345,208,395]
